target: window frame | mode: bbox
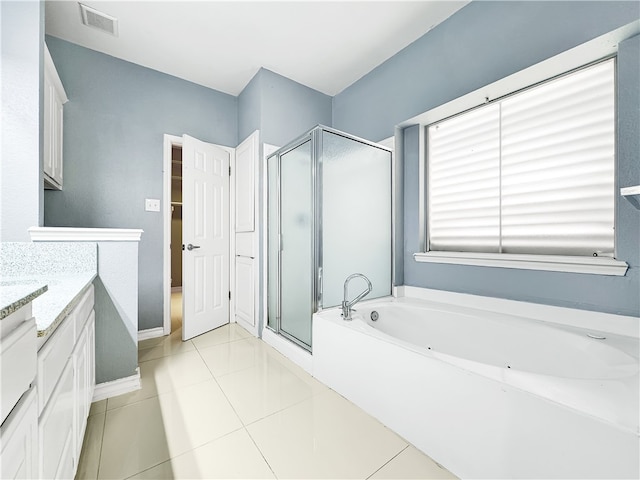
[416,56,628,276]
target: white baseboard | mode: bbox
[138,327,165,341]
[261,328,312,374]
[92,369,141,402]
[171,286,182,293]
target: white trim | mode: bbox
[137,327,165,341]
[29,227,143,242]
[620,185,640,196]
[229,142,237,334]
[261,327,313,374]
[163,134,182,336]
[399,285,638,338]
[92,369,141,402]
[414,251,628,276]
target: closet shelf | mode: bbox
[171,176,182,182]
[171,202,182,206]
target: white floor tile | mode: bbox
[370,446,458,479]
[191,323,251,350]
[128,429,275,479]
[247,389,407,479]
[99,380,242,479]
[138,329,195,363]
[216,354,319,425]
[75,412,105,480]
[197,337,265,378]
[107,350,213,410]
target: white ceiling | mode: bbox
[45,1,469,96]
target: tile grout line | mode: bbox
[94,404,108,480]
[365,444,410,480]
[192,328,280,479]
[243,425,280,480]
[107,327,243,479]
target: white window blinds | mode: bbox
[427,59,615,257]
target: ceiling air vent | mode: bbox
[79,3,118,36]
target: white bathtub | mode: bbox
[312,294,639,479]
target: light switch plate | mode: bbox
[145,198,160,212]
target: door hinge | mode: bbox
[229,166,231,176]
[229,291,231,301]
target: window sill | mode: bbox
[413,251,629,276]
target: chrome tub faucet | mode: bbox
[342,273,372,320]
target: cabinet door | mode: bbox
[52,93,64,185]
[73,328,89,464]
[43,74,54,180]
[38,359,74,480]
[235,256,254,326]
[87,313,96,398]
[0,387,38,480]
[235,132,257,232]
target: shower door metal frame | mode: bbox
[266,132,317,352]
[266,125,395,352]
[314,126,394,309]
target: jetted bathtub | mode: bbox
[312,295,639,479]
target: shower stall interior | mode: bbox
[267,125,392,351]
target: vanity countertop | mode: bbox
[0,280,49,319]
[0,242,98,338]
[0,273,96,338]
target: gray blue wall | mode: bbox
[0,0,44,241]
[238,67,332,146]
[238,67,332,336]
[334,1,640,316]
[44,36,238,331]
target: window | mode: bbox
[419,58,627,275]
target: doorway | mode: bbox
[170,144,184,335]
[163,134,232,340]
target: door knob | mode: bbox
[186,244,200,251]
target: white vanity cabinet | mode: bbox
[0,387,38,479]
[0,300,39,480]
[37,285,95,480]
[43,44,68,190]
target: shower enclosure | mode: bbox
[267,125,392,351]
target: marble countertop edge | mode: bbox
[0,283,49,320]
[33,272,97,338]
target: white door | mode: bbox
[182,134,230,340]
[234,132,259,336]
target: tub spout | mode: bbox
[342,273,372,320]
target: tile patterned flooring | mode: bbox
[75,295,457,479]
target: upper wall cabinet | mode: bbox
[43,45,68,190]
[235,133,257,232]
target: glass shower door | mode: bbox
[279,140,313,348]
[321,130,392,307]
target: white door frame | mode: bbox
[162,134,236,336]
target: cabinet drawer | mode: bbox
[0,318,37,425]
[37,314,74,415]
